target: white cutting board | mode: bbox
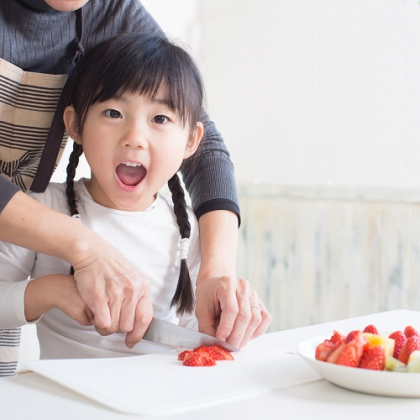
[27,341,320,415]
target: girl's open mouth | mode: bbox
[115,162,147,186]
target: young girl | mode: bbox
[0,32,208,359]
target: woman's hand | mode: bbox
[194,272,272,349]
[71,239,153,348]
[196,210,271,349]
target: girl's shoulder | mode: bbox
[27,181,72,215]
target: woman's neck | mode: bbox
[16,0,54,13]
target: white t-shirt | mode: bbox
[0,179,200,359]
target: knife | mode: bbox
[143,317,239,352]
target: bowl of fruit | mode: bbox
[297,325,420,397]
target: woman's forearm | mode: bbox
[197,210,238,280]
[0,191,102,266]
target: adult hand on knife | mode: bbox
[72,234,153,348]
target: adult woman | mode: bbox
[0,0,270,374]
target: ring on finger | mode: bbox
[250,304,262,313]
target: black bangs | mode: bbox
[65,33,204,134]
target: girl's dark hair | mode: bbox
[65,32,204,315]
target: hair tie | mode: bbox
[179,238,190,260]
[72,214,82,222]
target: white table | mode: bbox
[2,309,420,420]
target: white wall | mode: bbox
[197,0,420,188]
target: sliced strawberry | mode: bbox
[330,330,345,345]
[182,352,216,367]
[326,343,346,364]
[194,345,234,361]
[363,325,379,335]
[389,331,406,359]
[178,350,193,361]
[335,342,359,367]
[404,326,420,339]
[193,346,224,361]
[359,346,385,370]
[316,339,339,361]
[398,336,420,364]
[345,330,369,359]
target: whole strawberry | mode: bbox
[398,336,420,364]
[389,331,407,359]
[363,325,379,335]
[404,326,420,339]
[335,342,359,367]
[359,346,385,370]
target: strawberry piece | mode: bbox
[330,330,345,345]
[178,350,193,361]
[345,330,369,360]
[404,326,420,339]
[193,346,224,361]
[326,343,346,364]
[359,346,385,370]
[183,352,216,367]
[193,345,234,361]
[398,336,420,364]
[335,342,359,367]
[363,325,379,335]
[389,331,406,359]
[315,339,337,361]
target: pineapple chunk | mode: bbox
[407,350,420,373]
[363,333,395,357]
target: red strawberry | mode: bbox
[404,326,420,339]
[388,331,406,359]
[178,350,193,361]
[209,345,234,361]
[330,330,345,345]
[182,352,216,367]
[335,342,359,367]
[345,330,369,359]
[326,343,346,364]
[359,346,385,370]
[398,336,420,364]
[363,325,379,335]
[193,345,234,361]
[315,340,337,361]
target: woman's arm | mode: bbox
[195,211,272,349]
[0,190,153,342]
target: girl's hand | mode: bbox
[194,273,272,349]
[71,238,153,347]
[25,274,92,326]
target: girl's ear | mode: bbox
[184,122,204,159]
[63,106,82,145]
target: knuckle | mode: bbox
[238,307,251,321]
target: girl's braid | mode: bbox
[168,173,195,315]
[66,142,83,275]
[66,142,83,216]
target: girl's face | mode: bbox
[64,91,203,212]
[43,0,90,12]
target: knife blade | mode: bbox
[143,317,239,353]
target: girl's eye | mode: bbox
[152,115,169,124]
[104,109,122,118]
